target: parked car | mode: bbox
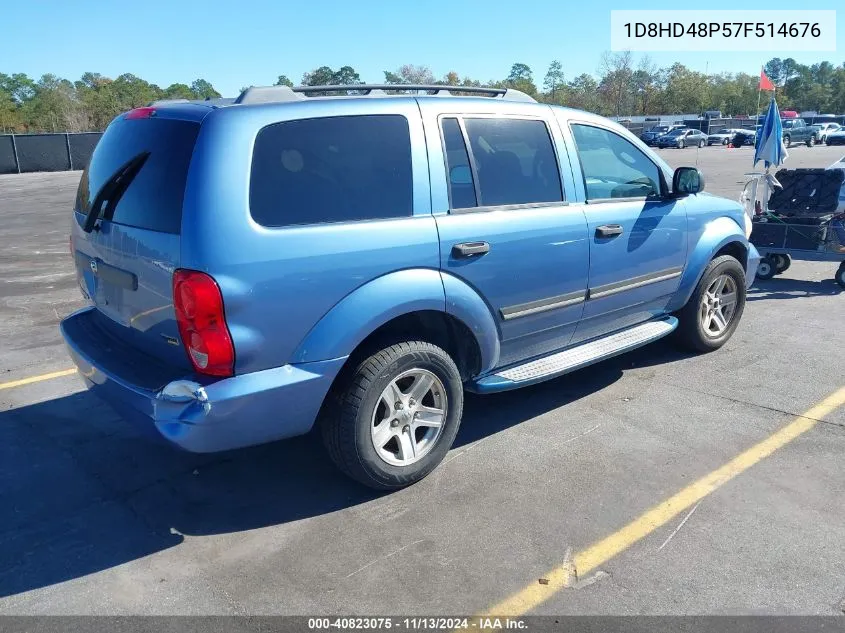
[780,118,818,147]
[813,122,842,143]
[61,84,760,489]
[827,129,845,146]
[641,124,684,146]
[656,128,708,148]
[707,128,745,145]
[731,128,757,147]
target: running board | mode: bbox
[471,317,678,393]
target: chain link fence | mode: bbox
[0,132,102,175]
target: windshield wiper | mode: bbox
[82,151,150,233]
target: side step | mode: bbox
[471,317,678,393]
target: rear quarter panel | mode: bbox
[181,99,438,374]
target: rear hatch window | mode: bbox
[75,117,199,233]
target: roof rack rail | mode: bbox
[235,84,536,105]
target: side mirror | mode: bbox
[673,166,704,195]
[449,165,473,185]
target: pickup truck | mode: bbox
[780,118,818,147]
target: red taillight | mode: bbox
[172,270,234,377]
[125,106,156,120]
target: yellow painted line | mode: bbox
[0,368,77,391]
[484,386,845,616]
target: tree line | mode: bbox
[2,55,844,134]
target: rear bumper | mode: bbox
[61,308,346,453]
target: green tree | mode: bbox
[333,65,361,85]
[0,72,36,103]
[302,65,361,86]
[566,73,599,112]
[543,60,565,103]
[660,63,708,114]
[505,63,537,96]
[302,66,335,86]
[164,83,195,99]
[631,56,660,115]
[190,78,221,99]
[598,51,634,117]
[0,74,24,131]
[274,75,294,87]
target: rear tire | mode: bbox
[320,341,463,490]
[675,255,747,353]
[783,135,791,148]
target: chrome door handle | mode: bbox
[452,241,490,258]
[595,224,624,238]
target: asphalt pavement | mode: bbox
[1,144,843,616]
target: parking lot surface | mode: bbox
[1,144,844,615]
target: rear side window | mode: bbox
[75,117,199,234]
[250,115,413,227]
[462,118,562,207]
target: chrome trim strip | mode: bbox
[588,266,683,300]
[501,290,587,320]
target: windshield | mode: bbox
[666,130,685,137]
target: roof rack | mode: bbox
[235,84,536,105]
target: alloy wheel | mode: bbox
[699,274,738,337]
[370,368,448,466]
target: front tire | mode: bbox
[698,139,705,148]
[675,255,747,353]
[678,140,685,149]
[807,136,815,147]
[321,341,464,490]
[783,135,791,148]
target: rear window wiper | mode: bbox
[82,151,150,233]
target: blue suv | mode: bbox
[61,84,760,489]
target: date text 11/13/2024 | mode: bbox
[307,617,527,630]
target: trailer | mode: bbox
[743,168,845,288]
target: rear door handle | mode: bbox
[595,224,624,238]
[452,241,490,258]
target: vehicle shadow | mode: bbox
[0,338,690,598]
[748,277,843,300]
